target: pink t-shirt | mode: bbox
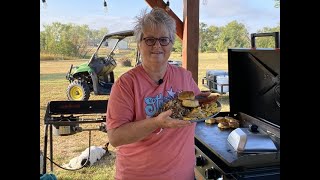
[107,64,201,180]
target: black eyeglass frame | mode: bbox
[142,37,172,46]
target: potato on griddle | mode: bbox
[205,118,216,124]
[228,121,239,128]
[224,116,238,123]
[215,117,227,123]
[218,122,230,130]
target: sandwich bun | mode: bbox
[182,99,199,108]
[178,91,195,100]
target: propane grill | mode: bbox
[42,100,108,174]
[194,32,280,180]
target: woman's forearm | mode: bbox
[107,117,159,147]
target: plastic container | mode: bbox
[216,75,229,93]
[206,70,228,89]
[206,70,228,79]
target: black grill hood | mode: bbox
[228,48,280,127]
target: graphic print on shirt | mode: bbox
[144,87,179,118]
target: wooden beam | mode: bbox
[145,0,183,40]
[182,0,199,84]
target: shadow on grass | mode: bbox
[94,151,116,168]
[41,73,67,81]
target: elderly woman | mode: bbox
[106,8,206,180]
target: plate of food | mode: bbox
[154,91,222,122]
[186,100,221,122]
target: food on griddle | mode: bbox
[154,91,220,120]
[228,121,240,128]
[215,116,228,123]
[207,116,240,130]
[218,122,230,129]
[205,118,216,124]
[225,116,238,123]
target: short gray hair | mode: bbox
[134,7,176,45]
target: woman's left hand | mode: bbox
[155,110,192,129]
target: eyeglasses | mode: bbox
[142,37,171,46]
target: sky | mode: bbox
[40,0,280,34]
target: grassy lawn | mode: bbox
[40,52,229,179]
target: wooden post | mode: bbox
[145,0,183,40]
[182,0,199,84]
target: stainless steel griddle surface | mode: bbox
[195,122,280,167]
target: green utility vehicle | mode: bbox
[66,30,136,101]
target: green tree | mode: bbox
[91,28,108,46]
[40,22,108,59]
[205,25,221,52]
[256,24,280,48]
[216,21,250,52]
[199,22,208,52]
[40,31,48,52]
[274,0,280,8]
[43,22,65,56]
[173,35,182,52]
[199,23,221,52]
[81,27,108,58]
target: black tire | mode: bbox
[66,80,90,101]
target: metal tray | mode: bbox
[189,101,222,123]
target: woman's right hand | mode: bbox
[154,110,192,128]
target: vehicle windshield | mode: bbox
[96,36,136,61]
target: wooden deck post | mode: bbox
[182,0,199,84]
